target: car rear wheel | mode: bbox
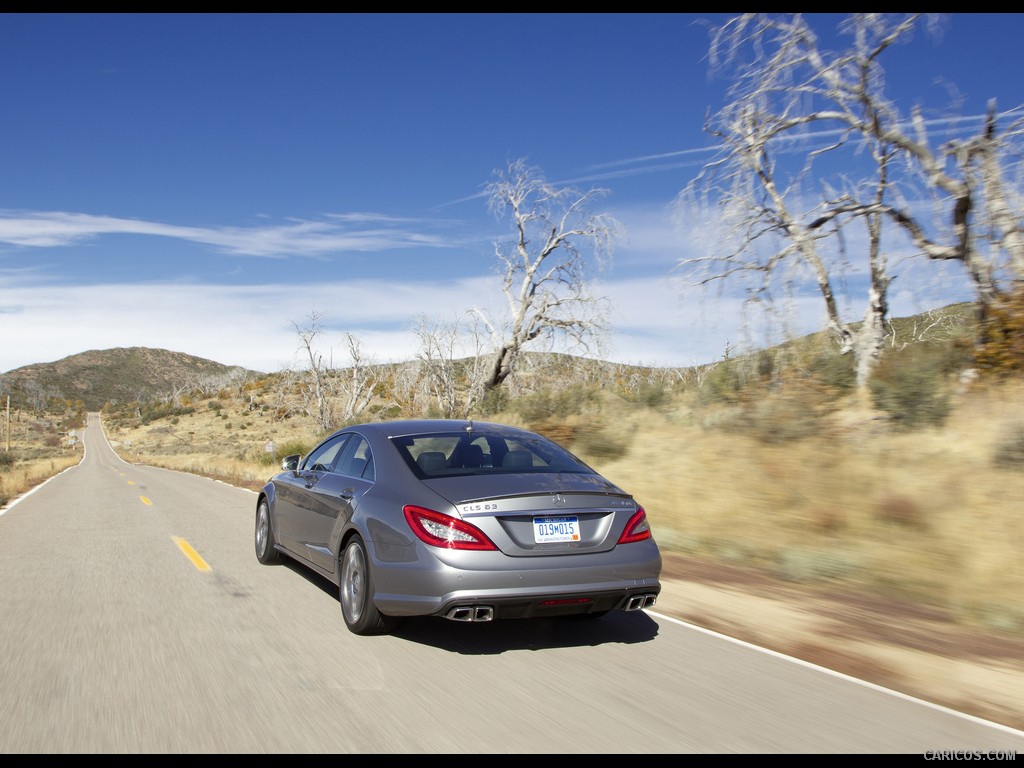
[339,535,402,636]
[255,498,281,564]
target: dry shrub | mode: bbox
[976,282,1024,376]
[993,424,1024,469]
[528,418,577,447]
[809,506,848,534]
[874,494,927,531]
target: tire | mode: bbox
[339,535,402,636]
[255,498,281,564]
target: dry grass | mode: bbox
[5,377,1023,635]
[585,382,1024,633]
[0,452,82,504]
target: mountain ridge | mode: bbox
[0,347,265,410]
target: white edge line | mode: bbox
[0,453,85,516]
[648,609,1024,740]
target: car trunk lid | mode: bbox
[421,473,639,555]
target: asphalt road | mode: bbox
[0,413,1022,754]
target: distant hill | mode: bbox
[0,347,266,410]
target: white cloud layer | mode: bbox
[0,275,776,374]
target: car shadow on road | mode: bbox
[393,609,661,654]
[278,558,662,652]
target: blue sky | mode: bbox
[1,13,1022,374]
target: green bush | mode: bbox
[514,384,599,422]
[139,403,195,425]
[696,359,747,406]
[474,386,509,417]
[775,548,861,583]
[256,438,312,466]
[621,383,670,408]
[869,346,953,429]
[811,349,856,393]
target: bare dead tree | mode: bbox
[336,332,378,423]
[413,314,461,418]
[678,13,939,391]
[382,360,425,418]
[292,309,335,432]
[476,159,621,391]
[412,311,493,417]
[164,383,191,407]
[266,369,303,422]
[682,13,1024,390]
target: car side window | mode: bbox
[302,434,350,473]
[336,434,374,480]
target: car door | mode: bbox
[303,433,375,573]
[273,433,350,559]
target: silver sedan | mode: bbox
[255,418,662,635]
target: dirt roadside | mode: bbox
[651,552,1024,734]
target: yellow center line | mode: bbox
[140,496,152,506]
[172,537,212,572]
[127,480,136,485]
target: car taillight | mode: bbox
[403,505,498,551]
[617,506,652,544]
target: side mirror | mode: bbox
[281,454,300,472]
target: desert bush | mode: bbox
[993,424,1024,469]
[774,548,861,583]
[811,348,856,393]
[569,416,632,461]
[695,359,748,406]
[711,391,827,444]
[869,346,953,429]
[976,283,1024,376]
[474,386,509,417]
[873,494,928,530]
[513,384,600,422]
[620,382,671,408]
[261,438,312,465]
[139,403,194,425]
[527,418,577,447]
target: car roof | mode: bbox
[341,419,529,439]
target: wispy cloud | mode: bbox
[573,109,1024,188]
[0,210,472,258]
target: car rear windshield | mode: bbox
[391,431,595,478]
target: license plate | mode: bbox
[533,515,580,543]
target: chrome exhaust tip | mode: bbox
[623,593,658,611]
[445,605,495,622]
[472,605,494,622]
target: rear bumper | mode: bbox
[440,587,660,622]
[369,538,663,619]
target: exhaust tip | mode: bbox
[623,593,658,612]
[445,605,495,622]
[473,605,494,622]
